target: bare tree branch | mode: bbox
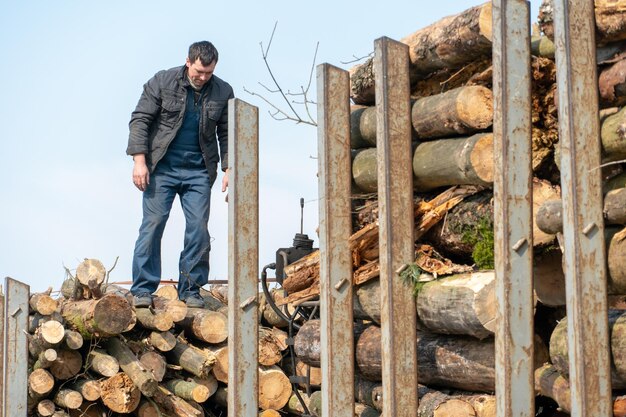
[340,52,374,65]
[245,22,318,126]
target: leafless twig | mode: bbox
[340,51,374,65]
[244,22,318,126]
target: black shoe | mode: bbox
[183,293,205,308]
[133,293,153,308]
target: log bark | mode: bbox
[206,344,228,383]
[601,106,626,161]
[86,349,119,377]
[107,336,158,396]
[33,348,58,370]
[535,363,626,416]
[151,385,203,417]
[352,324,548,392]
[30,292,59,316]
[139,351,167,382]
[608,227,626,293]
[135,308,174,332]
[605,188,626,224]
[539,0,626,45]
[601,59,626,108]
[167,337,216,379]
[154,285,178,300]
[28,312,64,334]
[29,320,65,357]
[100,372,141,414]
[412,86,493,139]
[191,375,218,399]
[550,309,626,388]
[179,308,228,344]
[53,389,83,410]
[49,349,82,380]
[164,379,210,403]
[152,296,188,323]
[61,294,134,338]
[533,250,566,307]
[416,271,495,339]
[149,330,177,352]
[349,2,493,104]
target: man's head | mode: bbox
[186,41,219,90]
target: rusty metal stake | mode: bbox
[317,63,354,417]
[553,1,612,416]
[375,36,418,416]
[2,278,29,417]
[492,1,534,416]
[227,99,259,417]
[0,284,4,417]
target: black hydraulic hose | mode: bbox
[261,262,300,331]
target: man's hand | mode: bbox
[222,168,229,202]
[132,154,150,192]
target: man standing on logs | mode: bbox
[126,41,234,308]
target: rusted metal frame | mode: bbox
[553,1,613,416]
[316,63,354,417]
[3,278,29,417]
[491,1,534,416]
[227,99,260,417]
[374,37,418,416]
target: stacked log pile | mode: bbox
[279,1,626,416]
[25,259,295,417]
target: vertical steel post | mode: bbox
[3,278,29,417]
[0,284,4,417]
[553,1,612,416]
[227,99,259,417]
[492,1,534,416]
[317,63,354,417]
[374,36,418,416]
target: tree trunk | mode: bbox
[533,250,566,307]
[191,375,218,399]
[76,258,106,290]
[86,349,119,377]
[33,348,57,370]
[416,271,495,339]
[29,320,65,357]
[164,379,210,403]
[167,337,216,379]
[258,365,293,411]
[152,296,188,323]
[107,336,158,396]
[412,86,493,139]
[608,227,626,293]
[61,294,134,338]
[353,324,548,392]
[49,349,82,380]
[539,0,626,45]
[349,2,493,104]
[151,386,202,417]
[154,285,178,300]
[206,344,228,383]
[64,330,83,350]
[100,372,141,414]
[28,368,55,400]
[29,292,58,316]
[179,308,228,344]
[600,59,626,108]
[53,389,83,410]
[68,378,101,402]
[550,309,626,388]
[149,330,177,352]
[135,308,174,332]
[601,106,626,161]
[36,399,56,417]
[139,351,167,382]
[535,363,626,416]
[605,188,626,225]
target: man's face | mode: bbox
[186,57,217,89]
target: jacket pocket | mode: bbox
[160,96,184,128]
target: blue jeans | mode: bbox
[131,150,216,299]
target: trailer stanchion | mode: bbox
[553,1,613,415]
[317,63,354,417]
[2,277,29,417]
[227,99,260,417]
[374,36,418,416]
[491,1,535,416]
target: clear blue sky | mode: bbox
[0,1,541,293]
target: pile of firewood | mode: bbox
[280,1,626,416]
[26,258,296,417]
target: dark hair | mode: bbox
[188,41,219,66]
